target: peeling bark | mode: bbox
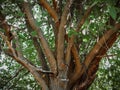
[0,0,120,90]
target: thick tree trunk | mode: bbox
[0,1,120,90]
[49,78,68,90]
[49,78,91,90]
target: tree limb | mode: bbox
[26,22,49,70]
[84,23,120,69]
[0,16,49,89]
[0,11,13,43]
[57,0,73,70]
[71,45,82,76]
[38,0,60,56]
[68,23,120,87]
[86,29,120,87]
[66,2,96,73]
[75,27,120,89]
[38,0,59,22]
[65,3,95,85]
[21,2,57,74]
[65,36,74,65]
[52,0,57,11]
[76,2,97,32]
[0,31,49,89]
[32,37,49,70]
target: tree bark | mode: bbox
[0,0,120,90]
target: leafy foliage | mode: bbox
[0,0,120,90]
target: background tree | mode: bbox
[0,0,120,90]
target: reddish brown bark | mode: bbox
[38,0,59,22]
[71,24,120,89]
[0,0,120,90]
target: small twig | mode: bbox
[4,67,24,87]
[7,71,29,90]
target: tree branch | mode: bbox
[26,22,49,70]
[65,3,95,85]
[38,0,59,22]
[84,23,120,69]
[68,23,120,87]
[64,33,82,86]
[21,2,57,74]
[76,2,97,32]
[57,0,73,70]
[52,0,57,11]
[65,36,74,65]
[86,29,120,86]
[7,71,29,90]
[0,11,13,42]
[0,16,49,89]
[65,2,96,73]
[38,0,60,56]
[13,32,24,58]
[71,45,82,76]
[0,31,49,89]
[32,37,49,70]
[76,29,120,89]
[4,67,25,87]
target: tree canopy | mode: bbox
[0,0,120,90]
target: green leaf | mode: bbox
[31,31,37,37]
[68,30,78,37]
[109,6,117,20]
[19,33,26,39]
[17,11,24,17]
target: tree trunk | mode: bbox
[0,1,120,90]
[49,78,67,90]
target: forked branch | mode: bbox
[0,31,49,90]
[69,23,120,87]
[67,3,96,84]
[22,2,57,74]
[32,37,49,70]
[76,2,97,32]
[57,0,73,70]
[84,23,120,69]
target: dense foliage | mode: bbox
[0,0,120,90]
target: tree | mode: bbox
[89,39,120,90]
[0,0,120,90]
